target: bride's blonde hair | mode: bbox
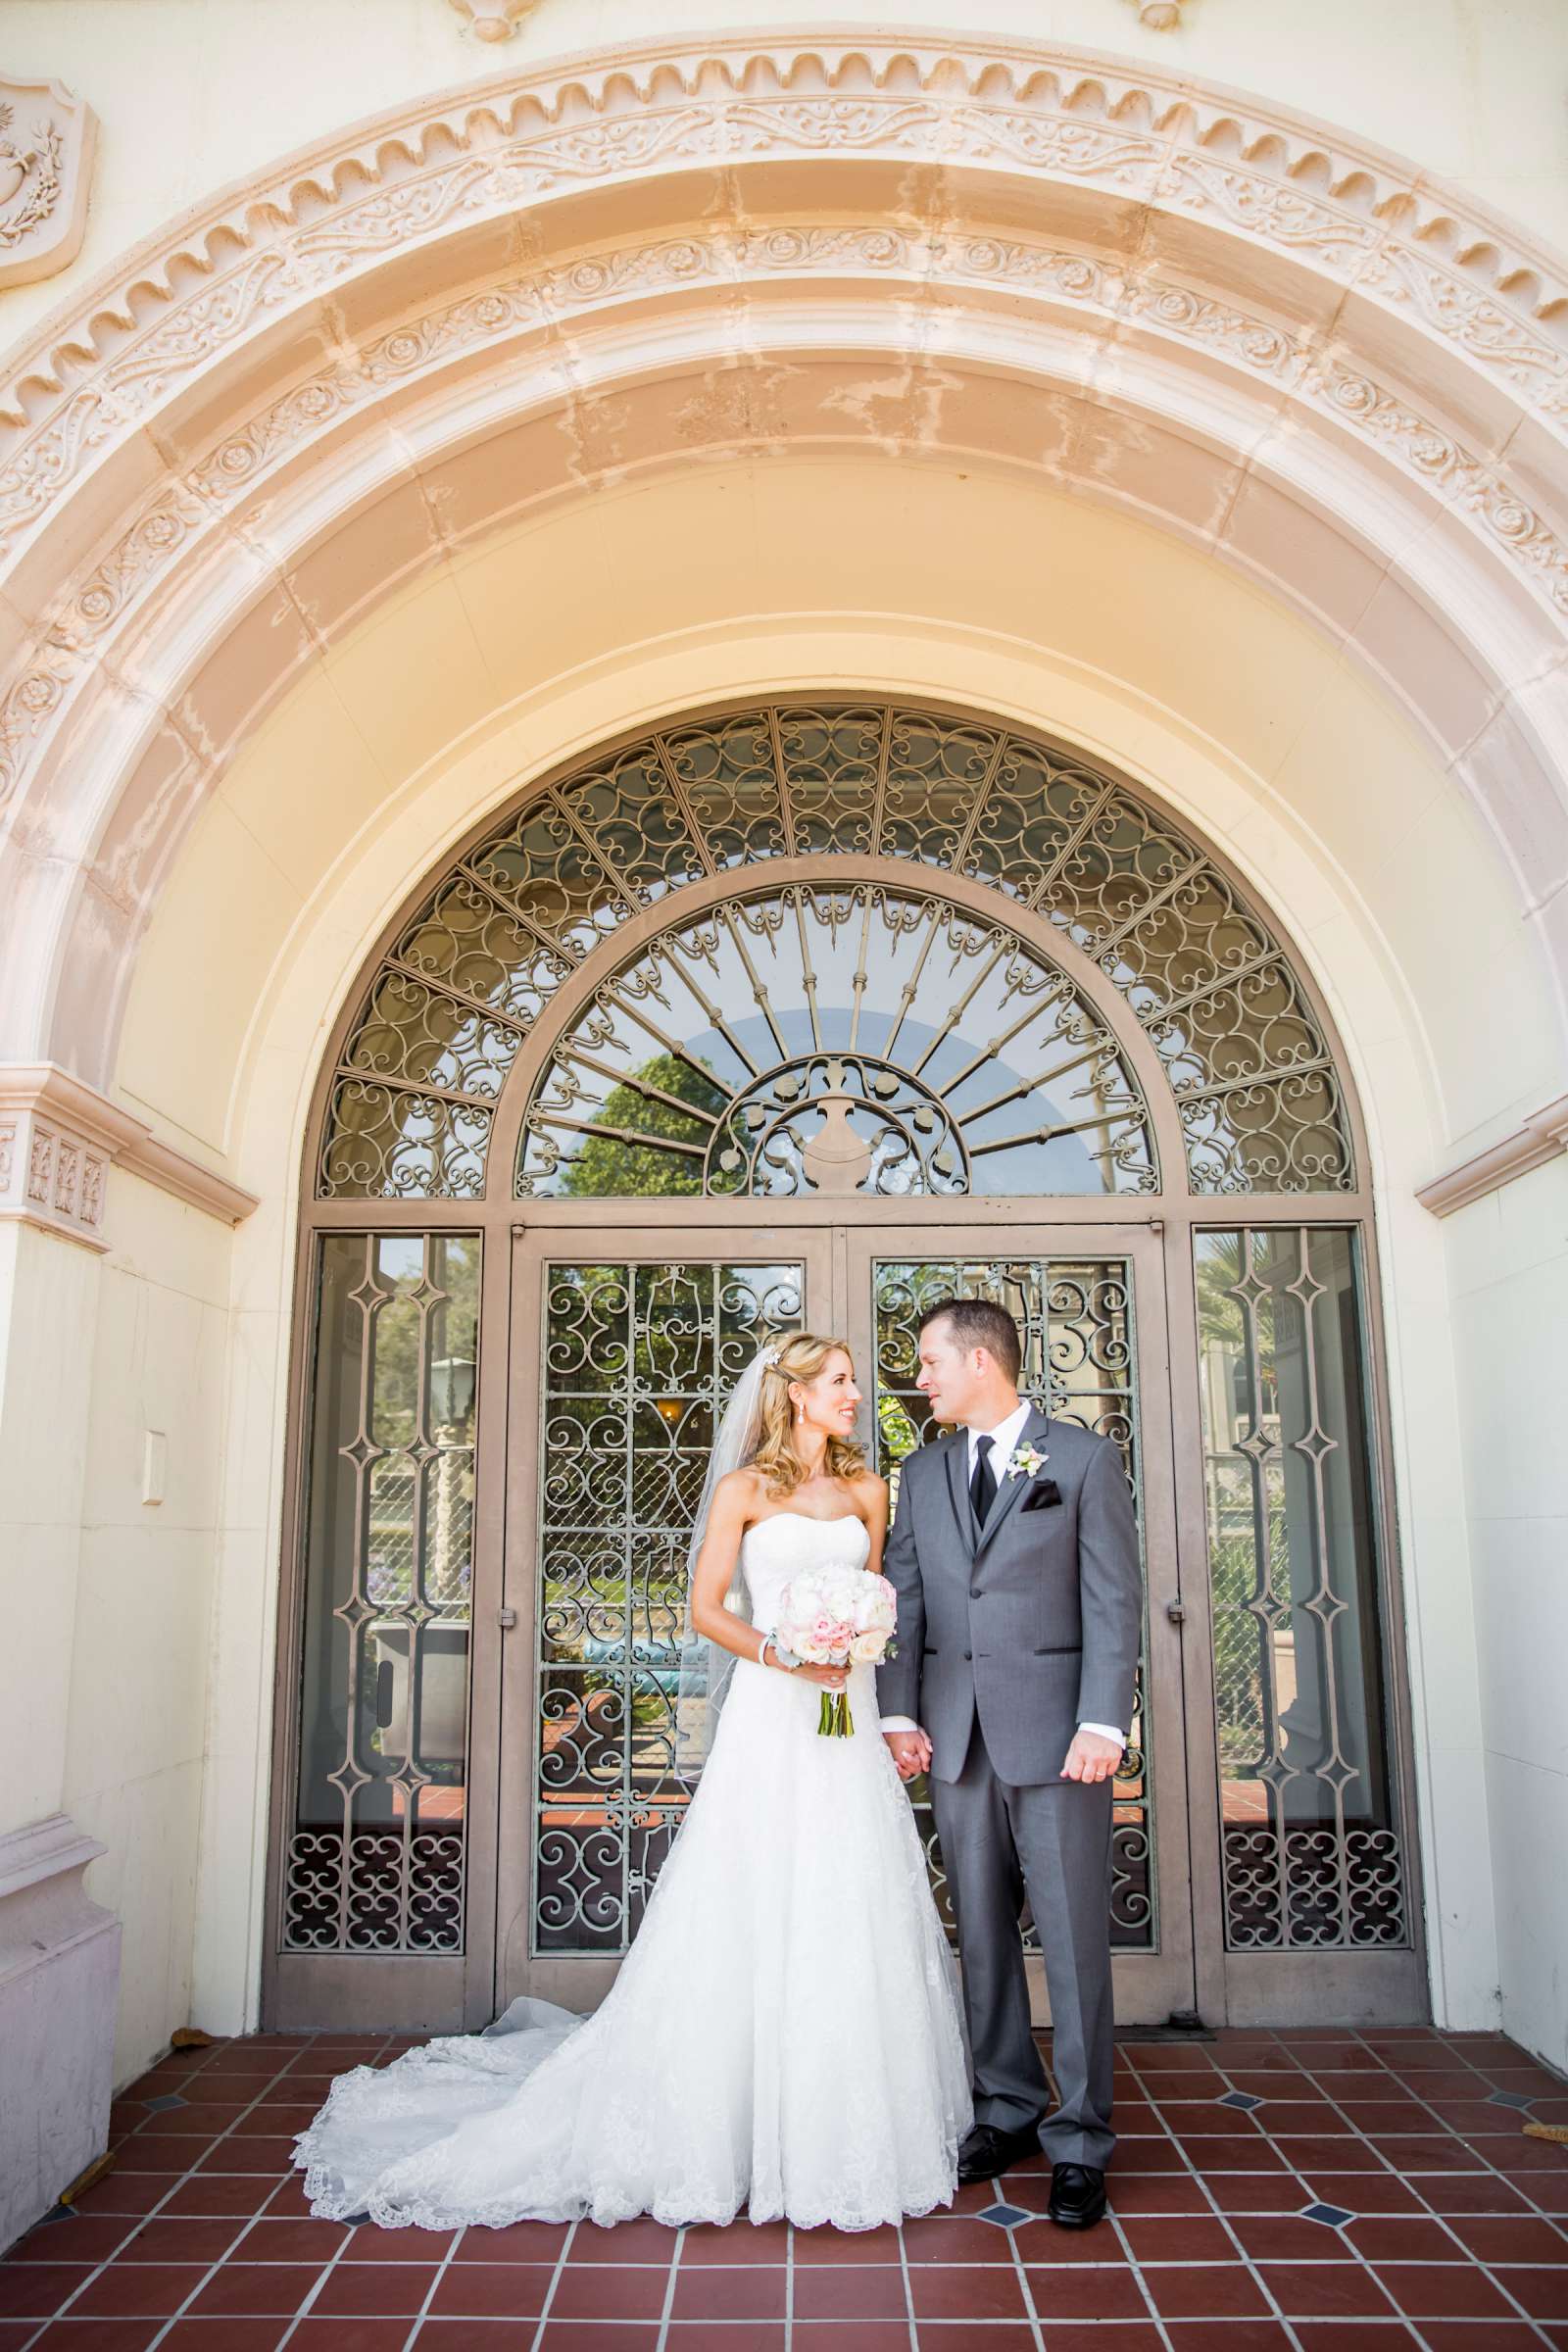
[751,1332,867,1496]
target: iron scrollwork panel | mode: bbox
[284,1233,480,1954]
[532,1259,806,1954]
[1195,1226,1406,1950]
[871,1257,1155,1952]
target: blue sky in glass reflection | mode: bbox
[524,890,1156,1197]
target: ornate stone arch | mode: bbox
[0,31,1562,1109]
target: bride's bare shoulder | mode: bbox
[712,1464,767,1509]
[847,1465,889,1513]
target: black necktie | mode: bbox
[969,1432,997,1525]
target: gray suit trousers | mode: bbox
[932,1713,1116,2169]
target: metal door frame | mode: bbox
[491,1197,1427,2030]
[262,1221,511,2032]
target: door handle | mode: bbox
[1165,1600,1186,1626]
[497,1607,517,1630]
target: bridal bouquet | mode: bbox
[771,1563,899,1738]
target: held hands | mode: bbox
[1060,1728,1121,1785]
[884,1728,931,1783]
[882,1728,1115,1783]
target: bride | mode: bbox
[291,1332,974,2233]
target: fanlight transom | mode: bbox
[318,705,1353,1200]
[517,886,1156,1200]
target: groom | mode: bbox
[878,1296,1142,2229]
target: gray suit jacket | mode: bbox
[875,1403,1143,1787]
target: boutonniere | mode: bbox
[1007,1442,1050,1480]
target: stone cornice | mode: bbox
[0,1062,258,1246]
[1417,1094,1568,1218]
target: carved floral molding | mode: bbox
[3,201,1566,836]
[0,41,1558,606]
[0,78,95,290]
[0,44,1559,756]
[2,38,1563,490]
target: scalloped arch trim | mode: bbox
[6,33,1567,470]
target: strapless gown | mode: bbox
[290,1509,973,2231]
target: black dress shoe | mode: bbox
[1048,2161,1107,2228]
[956,2120,1044,2184]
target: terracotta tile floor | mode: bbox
[3,2026,1566,2351]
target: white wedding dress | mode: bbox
[291,1511,973,2232]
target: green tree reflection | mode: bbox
[559,1053,726,1198]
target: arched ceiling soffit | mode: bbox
[3,33,1568,1076]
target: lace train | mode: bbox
[292,1513,973,2231]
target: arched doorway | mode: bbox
[266,699,1423,2034]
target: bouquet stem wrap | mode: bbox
[817,1688,853,1738]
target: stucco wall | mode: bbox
[0,1222,97,1838]
[0,1176,234,2095]
[1445,1154,1568,2073]
[65,1172,231,2082]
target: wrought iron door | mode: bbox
[498,1215,1194,2026]
[844,1222,1195,2026]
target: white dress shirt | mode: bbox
[882,1399,1127,1751]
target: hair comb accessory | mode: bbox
[759,1341,782,1366]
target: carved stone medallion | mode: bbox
[0,78,95,289]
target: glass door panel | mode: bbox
[498,1229,832,2012]
[1195,1227,1414,1984]
[269,1230,483,2030]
